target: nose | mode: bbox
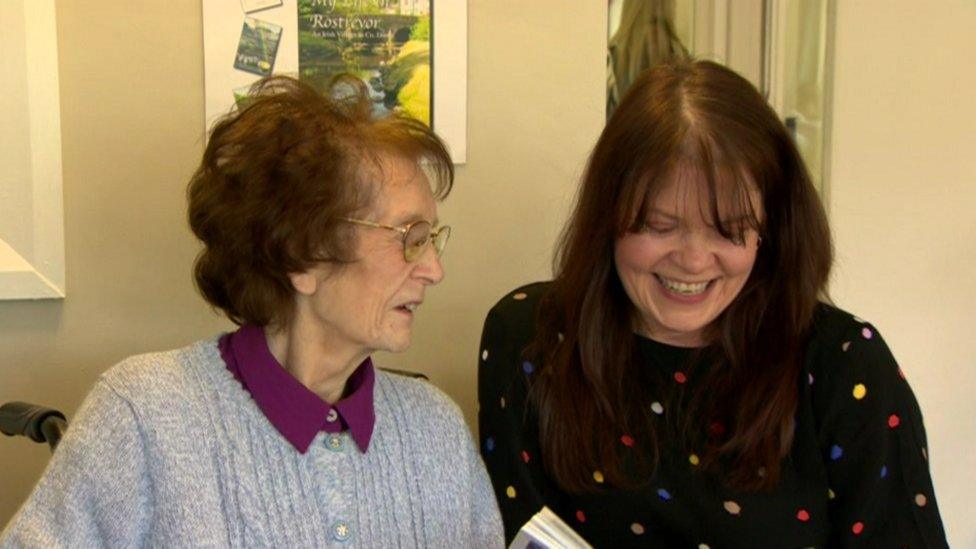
[414,244,445,285]
[671,231,714,274]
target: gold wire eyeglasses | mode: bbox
[341,218,451,262]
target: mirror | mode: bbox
[608,0,834,194]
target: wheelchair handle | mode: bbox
[0,401,68,451]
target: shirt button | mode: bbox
[326,434,343,451]
[332,520,351,542]
[326,408,339,423]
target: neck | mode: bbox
[264,321,370,404]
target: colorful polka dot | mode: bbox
[513,292,527,300]
[521,450,530,463]
[522,361,535,374]
[620,434,635,447]
[500,397,506,409]
[880,465,888,479]
[842,341,851,352]
[575,510,586,522]
[723,500,741,515]
[505,486,517,498]
[657,488,672,501]
[674,371,687,384]
[757,467,767,478]
[828,488,836,500]
[630,523,645,535]
[796,508,810,522]
[852,521,864,535]
[915,493,927,507]
[484,438,495,452]
[651,401,664,415]
[830,445,844,460]
[888,414,900,428]
[852,383,867,400]
[689,453,700,466]
[862,327,873,339]
[698,545,710,549]
[808,372,815,385]
[593,470,605,483]
[557,332,564,342]
[481,349,488,361]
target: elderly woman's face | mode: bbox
[614,171,761,347]
[290,155,444,356]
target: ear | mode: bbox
[289,270,318,296]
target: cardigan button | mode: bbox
[326,434,343,451]
[332,520,352,542]
[326,408,339,423]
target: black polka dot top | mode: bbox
[478,282,947,548]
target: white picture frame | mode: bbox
[0,0,66,300]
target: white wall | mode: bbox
[827,1,976,545]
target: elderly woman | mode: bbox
[479,61,947,547]
[2,77,503,547]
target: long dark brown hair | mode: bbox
[532,60,832,492]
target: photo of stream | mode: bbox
[298,0,432,124]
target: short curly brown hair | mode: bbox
[187,75,453,327]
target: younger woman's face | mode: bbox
[614,170,762,347]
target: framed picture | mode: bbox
[203,0,468,163]
[0,0,65,300]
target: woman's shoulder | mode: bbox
[481,281,550,356]
[805,302,893,373]
[804,303,911,418]
[373,370,469,435]
[486,281,550,319]
[99,336,233,408]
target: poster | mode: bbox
[203,0,466,162]
[298,1,431,125]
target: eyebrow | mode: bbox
[391,213,439,227]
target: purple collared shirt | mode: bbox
[218,325,376,454]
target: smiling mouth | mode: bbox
[654,274,713,296]
[395,303,419,314]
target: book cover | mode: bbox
[240,0,283,14]
[297,0,432,125]
[234,17,283,77]
[509,507,593,549]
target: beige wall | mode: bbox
[1,0,972,545]
[826,2,976,545]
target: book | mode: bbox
[509,507,593,549]
[234,17,283,77]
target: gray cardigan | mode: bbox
[1,338,504,548]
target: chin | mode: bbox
[381,336,412,354]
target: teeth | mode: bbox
[403,303,417,312]
[657,275,709,295]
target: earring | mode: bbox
[757,236,763,247]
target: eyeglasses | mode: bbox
[341,217,451,262]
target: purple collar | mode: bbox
[218,325,376,454]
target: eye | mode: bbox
[722,225,750,246]
[642,222,676,235]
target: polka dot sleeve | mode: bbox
[812,317,948,547]
[477,284,557,544]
